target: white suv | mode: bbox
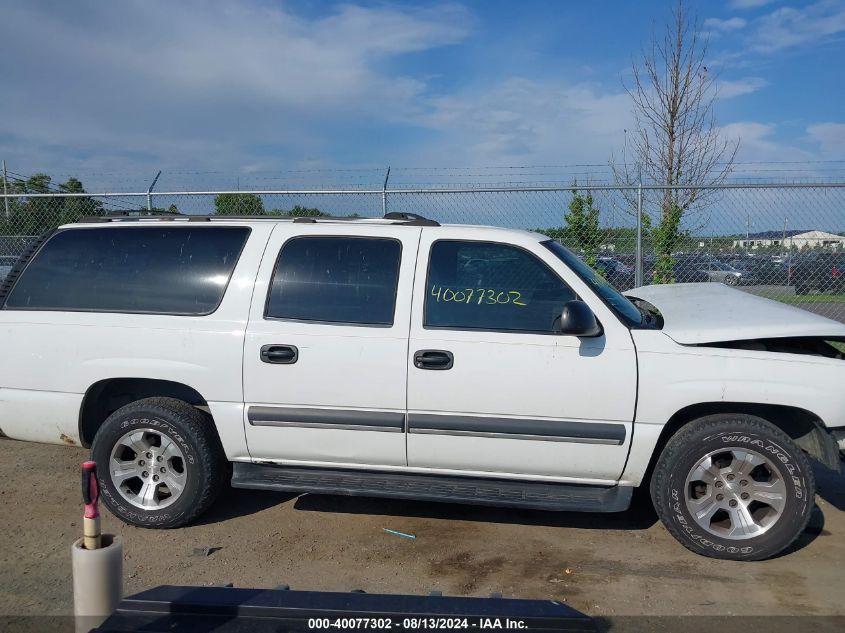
[1,213,843,561]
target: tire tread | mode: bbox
[92,396,227,529]
[650,413,815,561]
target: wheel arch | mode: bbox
[79,378,211,448]
[640,401,840,485]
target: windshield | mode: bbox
[542,240,644,326]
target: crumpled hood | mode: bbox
[626,283,845,345]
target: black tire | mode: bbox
[91,397,227,528]
[650,414,815,561]
[724,274,739,286]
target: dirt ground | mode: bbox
[1,438,844,621]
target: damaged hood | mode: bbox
[626,283,845,345]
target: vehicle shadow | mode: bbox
[291,486,659,531]
[813,459,845,511]
[197,487,298,526]
[776,504,826,558]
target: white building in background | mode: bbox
[733,229,845,250]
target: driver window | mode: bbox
[424,240,576,333]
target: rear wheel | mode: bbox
[650,414,815,560]
[91,397,227,528]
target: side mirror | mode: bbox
[559,300,603,337]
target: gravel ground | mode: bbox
[1,438,844,621]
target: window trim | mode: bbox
[1,225,251,317]
[263,234,404,328]
[422,238,583,335]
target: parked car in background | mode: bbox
[695,258,748,285]
[790,252,845,295]
[724,257,790,287]
[594,256,635,291]
[0,256,17,283]
[642,256,712,284]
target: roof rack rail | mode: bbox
[77,213,208,223]
[383,212,439,226]
[74,212,440,227]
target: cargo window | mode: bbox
[266,236,401,326]
[3,226,250,315]
[424,240,577,333]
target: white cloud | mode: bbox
[408,78,633,167]
[751,0,845,52]
[807,122,845,156]
[0,0,641,179]
[720,121,815,163]
[729,0,775,9]
[704,17,748,31]
[0,1,471,174]
[718,77,768,98]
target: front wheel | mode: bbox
[650,414,815,560]
[91,397,227,528]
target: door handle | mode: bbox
[260,344,298,364]
[413,349,454,370]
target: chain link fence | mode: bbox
[1,183,844,323]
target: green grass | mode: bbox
[755,292,845,304]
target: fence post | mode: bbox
[382,166,391,217]
[147,170,161,212]
[2,160,9,219]
[635,180,643,287]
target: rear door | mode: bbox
[242,223,421,467]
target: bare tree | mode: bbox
[613,1,738,283]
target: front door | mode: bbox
[406,229,637,482]
[243,223,421,467]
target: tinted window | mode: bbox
[425,240,577,333]
[266,236,401,325]
[4,227,249,314]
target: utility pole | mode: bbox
[2,160,9,219]
[146,170,161,213]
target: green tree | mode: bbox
[534,227,569,241]
[56,177,103,225]
[285,205,327,217]
[0,174,102,235]
[565,185,603,267]
[214,193,265,215]
[267,205,328,218]
[612,1,737,283]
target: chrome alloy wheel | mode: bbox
[108,428,187,509]
[684,447,786,540]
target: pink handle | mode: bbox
[81,461,100,519]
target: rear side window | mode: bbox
[425,240,577,333]
[266,236,401,326]
[4,226,250,315]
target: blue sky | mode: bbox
[0,0,844,191]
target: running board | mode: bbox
[231,463,632,513]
